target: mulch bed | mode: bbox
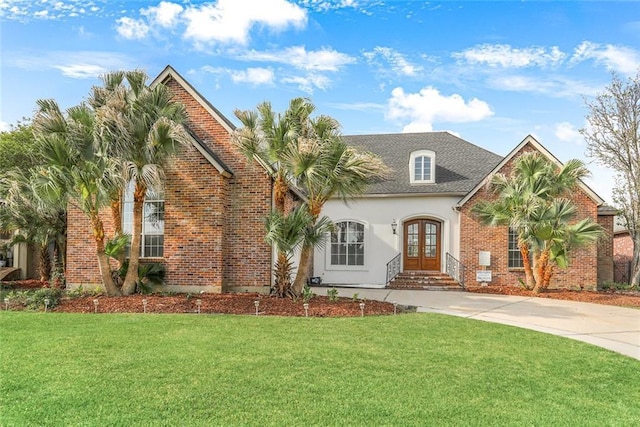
[3,280,639,314]
[466,286,640,308]
[53,293,396,316]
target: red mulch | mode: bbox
[466,286,640,308]
[52,293,395,316]
[3,280,639,314]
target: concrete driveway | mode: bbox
[314,287,640,360]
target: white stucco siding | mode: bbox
[314,195,461,287]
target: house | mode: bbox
[613,218,633,284]
[315,134,615,290]
[65,66,614,293]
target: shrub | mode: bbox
[327,288,339,302]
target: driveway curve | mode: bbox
[315,287,640,360]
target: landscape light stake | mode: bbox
[4,297,9,311]
[93,299,99,313]
[142,299,148,314]
[44,298,50,312]
[254,300,260,316]
[359,302,365,317]
[303,303,309,317]
[196,299,202,314]
[393,301,397,315]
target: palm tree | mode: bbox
[0,169,67,283]
[264,206,312,297]
[32,99,123,295]
[96,70,190,295]
[233,97,315,213]
[472,152,603,293]
[289,131,389,296]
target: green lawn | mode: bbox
[1,312,638,426]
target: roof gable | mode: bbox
[152,65,236,133]
[456,134,605,208]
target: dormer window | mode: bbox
[410,150,436,184]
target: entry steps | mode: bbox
[387,271,463,291]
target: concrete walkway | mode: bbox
[315,287,640,360]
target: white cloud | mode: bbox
[0,121,11,132]
[0,0,106,21]
[570,41,640,75]
[489,75,600,98]
[299,0,360,12]
[281,74,330,93]
[363,46,423,77]
[52,64,108,78]
[453,44,566,68]
[115,17,149,40]
[230,67,275,85]
[142,1,183,28]
[237,46,355,71]
[386,86,494,132]
[183,0,307,46]
[554,122,584,144]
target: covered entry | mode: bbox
[403,219,441,271]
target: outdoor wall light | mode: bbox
[391,219,398,235]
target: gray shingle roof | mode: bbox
[343,131,503,195]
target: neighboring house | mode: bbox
[315,134,615,291]
[65,66,614,292]
[613,218,633,284]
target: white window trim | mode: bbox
[325,219,369,271]
[123,182,165,259]
[409,150,436,184]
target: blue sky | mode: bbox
[2,1,640,204]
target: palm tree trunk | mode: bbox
[38,242,51,282]
[90,212,121,296]
[292,242,313,296]
[519,240,534,290]
[532,249,550,294]
[122,185,145,295]
[110,190,126,267]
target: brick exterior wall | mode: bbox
[459,143,607,291]
[66,74,274,293]
[614,232,633,262]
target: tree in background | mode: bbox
[473,152,603,293]
[581,71,640,288]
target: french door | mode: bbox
[403,219,441,271]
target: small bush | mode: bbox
[327,288,339,302]
[302,285,314,303]
[6,288,63,310]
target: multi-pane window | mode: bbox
[508,228,524,268]
[409,150,436,183]
[330,221,365,266]
[414,155,432,182]
[123,182,165,258]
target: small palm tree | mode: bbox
[264,206,312,297]
[473,152,602,293]
[290,133,389,295]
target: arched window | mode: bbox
[409,150,436,184]
[330,221,365,266]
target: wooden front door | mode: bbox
[403,219,441,271]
